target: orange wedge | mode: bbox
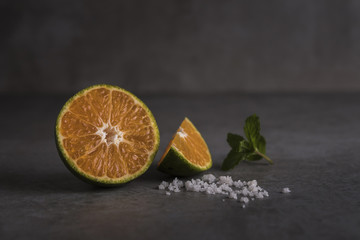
[55,85,160,186]
[157,118,212,176]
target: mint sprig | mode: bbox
[221,114,273,171]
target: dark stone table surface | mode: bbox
[1,93,359,240]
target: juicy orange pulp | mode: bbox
[58,87,157,179]
[159,118,211,167]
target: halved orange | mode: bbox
[55,85,160,186]
[157,118,212,176]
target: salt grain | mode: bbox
[229,192,238,200]
[218,176,233,186]
[233,180,243,188]
[202,174,216,183]
[255,192,264,199]
[158,174,273,207]
[240,197,249,203]
[158,181,169,190]
[282,187,291,194]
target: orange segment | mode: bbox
[76,143,107,177]
[68,95,103,127]
[159,118,211,168]
[56,85,160,185]
[124,126,155,151]
[110,90,134,126]
[119,142,148,174]
[60,112,98,137]
[107,144,127,178]
[86,87,111,123]
[62,135,102,159]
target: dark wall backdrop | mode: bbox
[1,0,360,94]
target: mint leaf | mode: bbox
[238,139,253,152]
[244,114,260,146]
[221,150,244,170]
[227,133,244,150]
[246,153,263,161]
[221,114,273,170]
[257,135,266,154]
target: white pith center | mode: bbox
[177,127,188,138]
[96,123,124,146]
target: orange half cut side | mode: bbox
[55,85,160,185]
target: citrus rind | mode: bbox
[55,84,160,186]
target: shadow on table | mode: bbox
[0,162,174,194]
[1,158,266,194]
[0,169,117,194]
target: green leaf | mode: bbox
[244,114,260,146]
[221,150,244,171]
[246,153,263,161]
[227,133,244,150]
[238,139,253,152]
[221,114,273,170]
[256,135,266,154]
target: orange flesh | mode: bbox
[159,118,211,167]
[59,87,156,179]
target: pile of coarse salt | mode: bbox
[158,174,271,208]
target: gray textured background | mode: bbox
[1,2,360,239]
[2,0,360,94]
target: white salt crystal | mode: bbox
[248,185,258,192]
[158,181,169,190]
[171,178,184,188]
[184,181,191,190]
[282,187,291,194]
[255,192,264,199]
[214,184,223,194]
[219,184,233,193]
[229,192,238,200]
[241,188,249,196]
[240,197,249,203]
[193,184,201,192]
[158,174,274,207]
[233,180,243,188]
[205,187,215,195]
[218,176,233,185]
[202,174,216,183]
[248,180,257,188]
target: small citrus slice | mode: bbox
[55,85,160,186]
[157,118,212,176]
